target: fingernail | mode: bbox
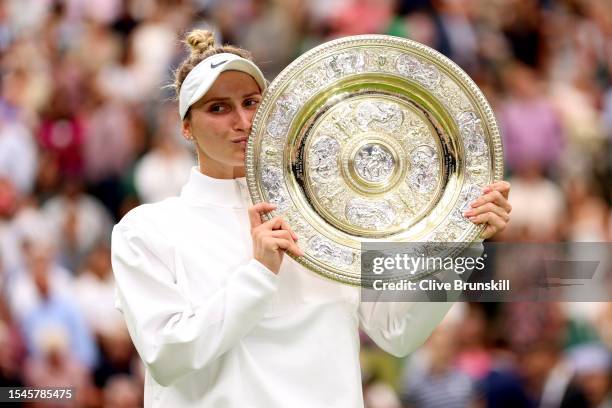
[463,210,473,217]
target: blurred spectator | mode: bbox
[22,326,91,408]
[0,177,21,278]
[125,1,177,97]
[550,73,606,180]
[499,0,544,68]
[363,374,402,408]
[399,323,476,408]
[498,63,564,176]
[19,241,98,368]
[455,303,491,381]
[0,117,37,195]
[7,240,72,322]
[1,49,52,123]
[478,351,532,408]
[64,0,122,26]
[565,177,609,241]
[505,165,565,241]
[37,86,85,179]
[502,302,566,353]
[569,343,612,408]
[5,0,53,34]
[42,178,112,271]
[132,101,193,203]
[239,0,302,77]
[73,242,123,337]
[517,339,589,408]
[134,133,193,203]
[387,10,440,50]
[102,374,142,408]
[329,0,394,38]
[81,79,143,218]
[82,77,138,186]
[433,0,479,73]
[0,297,25,389]
[93,326,140,391]
[597,304,612,351]
[95,36,150,104]
[604,88,612,139]
[72,18,122,73]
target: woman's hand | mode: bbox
[248,202,304,274]
[464,181,512,240]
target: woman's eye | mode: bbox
[244,98,260,108]
[209,104,227,113]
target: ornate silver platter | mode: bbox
[246,35,503,285]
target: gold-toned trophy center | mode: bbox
[302,93,443,238]
[342,133,407,196]
[353,143,395,184]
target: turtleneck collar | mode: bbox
[180,167,250,208]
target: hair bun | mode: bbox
[185,29,216,57]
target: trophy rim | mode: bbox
[245,34,503,286]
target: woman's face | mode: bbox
[182,71,262,178]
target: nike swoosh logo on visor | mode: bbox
[211,60,228,69]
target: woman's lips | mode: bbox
[232,137,248,147]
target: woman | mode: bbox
[111,30,512,407]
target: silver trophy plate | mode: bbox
[246,35,503,285]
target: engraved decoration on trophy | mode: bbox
[246,35,504,285]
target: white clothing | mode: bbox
[74,271,124,336]
[506,176,565,239]
[0,120,37,194]
[133,148,194,204]
[111,167,464,407]
[7,263,73,322]
[42,193,113,256]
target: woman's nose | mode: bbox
[234,107,254,132]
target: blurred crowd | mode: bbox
[0,0,610,407]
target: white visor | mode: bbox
[178,52,266,120]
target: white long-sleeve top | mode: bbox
[111,167,469,407]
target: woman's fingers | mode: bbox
[268,227,303,256]
[248,202,276,229]
[269,230,295,242]
[262,216,283,231]
[483,180,511,199]
[465,202,510,222]
[479,224,498,240]
[463,181,512,239]
[252,217,282,236]
[265,237,304,257]
[280,218,298,241]
[249,204,303,259]
[254,216,298,239]
[469,189,512,213]
[469,211,508,239]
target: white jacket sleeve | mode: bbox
[111,223,279,386]
[359,301,455,358]
[358,241,484,357]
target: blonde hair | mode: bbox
[173,30,252,101]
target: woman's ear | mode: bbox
[182,119,192,141]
